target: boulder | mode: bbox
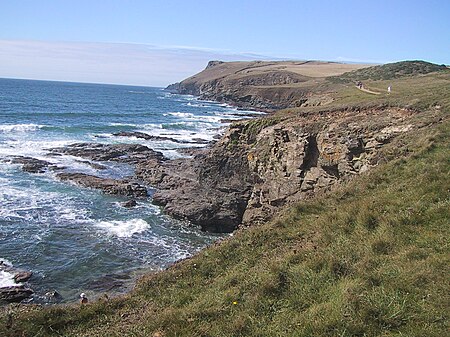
[0,261,33,283]
[122,199,137,208]
[3,156,55,173]
[0,286,34,303]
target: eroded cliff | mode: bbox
[145,60,449,232]
[166,60,370,111]
[135,103,427,232]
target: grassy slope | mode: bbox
[1,69,449,337]
[180,61,370,84]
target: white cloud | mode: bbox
[0,40,268,87]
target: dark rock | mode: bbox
[75,160,107,170]
[122,199,137,208]
[44,290,63,303]
[113,131,154,140]
[0,286,34,303]
[57,173,148,198]
[50,143,165,164]
[0,262,33,283]
[4,156,55,173]
[13,271,33,283]
[136,124,255,233]
[113,131,210,145]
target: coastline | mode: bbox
[0,82,245,305]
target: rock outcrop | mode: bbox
[50,143,165,164]
[136,104,417,232]
[57,173,148,198]
[0,262,34,303]
[2,156,58,173]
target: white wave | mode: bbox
[108,123,138,127]
[186,102,207,107]
[139,235,191,260]
[96,219,150,238]
[56,204,90,221]
[0,139,75,158]
[167,112,195,118]
[0,258,13,267]
[0,270,20,287]
[0,123,45,133]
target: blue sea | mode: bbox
[0,78,261,303]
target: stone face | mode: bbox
[57,173,148,198]
[0,286,34,303]
[137,105,416,231]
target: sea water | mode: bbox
[0,78,261,302]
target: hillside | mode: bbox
[330,60,448,82]
[166,60,371,111]
[1,62,449,336]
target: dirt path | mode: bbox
[356,86,381,95]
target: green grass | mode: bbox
[330,60,448,83]
[1,71,449,337]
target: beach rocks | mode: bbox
[50,143,165,164]
[122,199,137,208]
[0,286,34,303]
[0,262,34,303]
[0,262,33,283]
[3,156,57,173]
[57,173,148,198]
[113,131,210,144]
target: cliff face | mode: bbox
[136,104,419,232]
[146,60,448,232]
[166,61,370,111]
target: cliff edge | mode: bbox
[166,60,371,111]
[144,61,449,232]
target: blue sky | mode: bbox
[1,0,449,86]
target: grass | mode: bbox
[329,60,448,83]
[1,69,449,337]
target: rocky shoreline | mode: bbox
[3,103,419,236]
[0,261,33,304]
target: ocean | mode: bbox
[0,78,261,303]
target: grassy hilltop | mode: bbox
[1,61,449,336]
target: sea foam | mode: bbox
[95,219,150,238]
[0,123,44,133]
[0,270,20,287]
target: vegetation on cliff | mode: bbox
[330,60,448,83]
[1,62,449,336]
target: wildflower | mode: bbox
[232,301,238,305]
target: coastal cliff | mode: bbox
[166,60,370,111]
[136,103,422,232]
[140,60,449,232]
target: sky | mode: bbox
[0,0,449,86]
